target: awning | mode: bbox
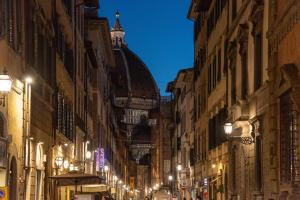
[49,171,105,186]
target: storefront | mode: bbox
[50,171,106,200]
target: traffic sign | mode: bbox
[0,187,8,200]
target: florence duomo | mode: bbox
[0,0,300,200]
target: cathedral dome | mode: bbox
[110,12,159,109]
[112,46,158,99]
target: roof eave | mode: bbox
[187,1,196,20]
[173,68,194,88]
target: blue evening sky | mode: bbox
[99,0,194,95]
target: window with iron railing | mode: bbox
[57,92,74,141]
[0,0,21,51]
[280,93,300,184]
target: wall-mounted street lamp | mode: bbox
[25,76,33,84]
[63,159,70,169]
[85,150,92,160]
[168,175,173,181]
[55,156,63,168]
[0,72,12,93]
[113,175,118,181]
[104,165,109,172]
[223,122,254,144]
[177,164,182,171]
[0,69,13,107]
[224,122,233,135]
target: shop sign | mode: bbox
[96,148,105,171]
[0,187,8,200]
[203,178,208,186]
[0,138,7,168]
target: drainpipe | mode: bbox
[23,80,32,199]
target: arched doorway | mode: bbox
[9,156,17,200]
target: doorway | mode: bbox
[9,156,17,200]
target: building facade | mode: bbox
[186,0,270,199]
[167,68,195,200]
[268,0,300,199]
[0,1,129,199]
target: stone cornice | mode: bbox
[268,0,300,50]
[227,0,251,39]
